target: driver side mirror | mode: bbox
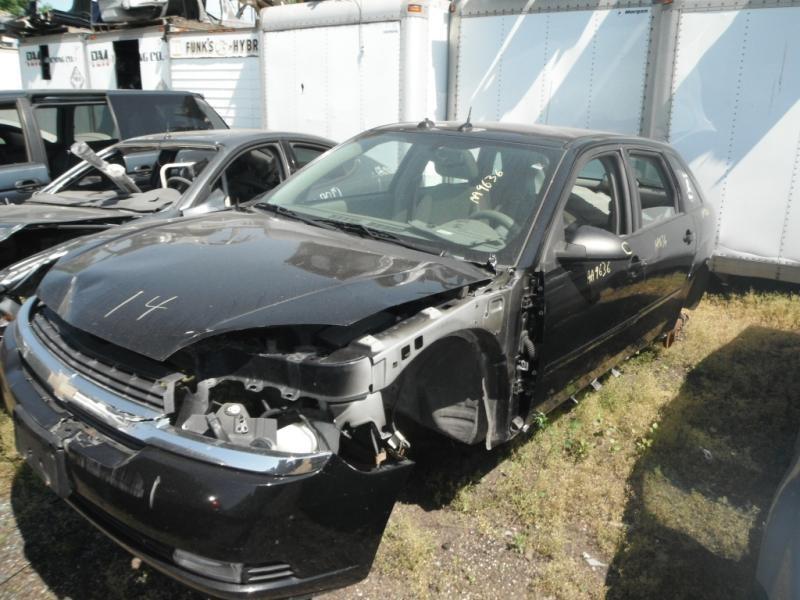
[556,225,632,262]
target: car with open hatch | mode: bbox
[0,120,713,599]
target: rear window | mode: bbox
[110,94,227,138]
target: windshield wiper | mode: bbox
[251,203,340,231]
[314,219,446,256]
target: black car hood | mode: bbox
[0,201,133,242]
[37,211,490,361]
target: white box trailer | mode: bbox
[86,28,170,90]
[450,0,800,284]
[260,0,450,142]
[645,0,800,283]
[448,0,654,135]
[168,29,261,127]
[0,38,21,90]
[19,35,89,89]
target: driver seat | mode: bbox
[413,148,481,226]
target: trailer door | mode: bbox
[264,21,401,141]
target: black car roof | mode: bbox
[118,128,335,148]
[371,121,670,152]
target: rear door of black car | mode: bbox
[621,147,696,334]
[0,98,50,202]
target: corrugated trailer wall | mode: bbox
[664,0,800,283]
[168,30,261,128]
[263,20,401,141]
[449,0,654,134]
[450,0,800,283]
[261,0,450,142]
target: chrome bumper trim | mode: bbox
[15,297,331,476]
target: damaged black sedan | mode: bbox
[0,122,713,599]
[0,129,333,273]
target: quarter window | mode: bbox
[563,156,623,236]
[666,155,700,207]
[292,144,326,170]
[0,105,29,165]
[629,153,676,226]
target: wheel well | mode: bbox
[390,330,506,445]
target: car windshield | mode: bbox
[255,130,562,264]
[33,144,219,213]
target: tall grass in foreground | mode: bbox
[373,291,800,599]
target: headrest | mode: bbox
[432,147,478,181]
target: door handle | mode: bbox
[683,229,694,245]
[627,255,645,282]
[14,179,41,190]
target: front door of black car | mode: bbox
[0,101,50,202]
[536,149,653,402]
[621,149,696,334]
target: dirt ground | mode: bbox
[1,287,799,600]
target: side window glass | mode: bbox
[73,104,117,143]
[292,144,326,170]
[221,145,284,206]
[666,155,700,207]
[563,156,623,237]
[0,105,29,165]
[630,153,677,226]
[34,106,58,145]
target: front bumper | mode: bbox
[1,316,412,599]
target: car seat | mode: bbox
[413,147,479,226]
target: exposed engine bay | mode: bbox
[166,273,519,468]
[28,265,525,472]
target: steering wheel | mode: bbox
[166,176,193,192]
[470,209,515,230]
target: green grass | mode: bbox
[367,290,800,599]
[2,289,799,600]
